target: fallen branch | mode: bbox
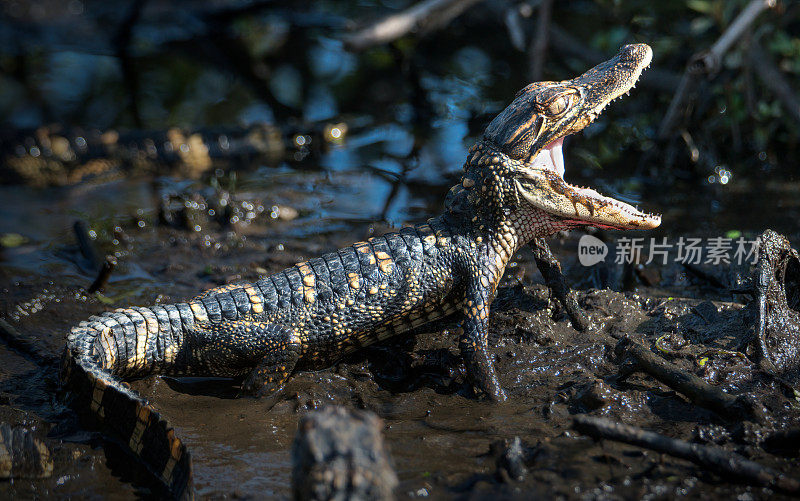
[344,0,485,52]
[615,336,763,422]
[658,0,777,139]
[573,415,800,494]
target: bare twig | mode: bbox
[749,40,800,123]
[573,415,800,494]
[87,255,118,294]
[528,0,553,81]
[344,0,486,52]
[615,336,764,422]
[658,0,777,139]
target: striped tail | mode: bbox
[61,307,194,499]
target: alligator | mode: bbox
[0,122,346,186]
[61,43,660,499]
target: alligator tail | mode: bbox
[61,307,194,499]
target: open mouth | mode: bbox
[521,134,662,230]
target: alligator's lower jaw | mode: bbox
[525,136,661,230]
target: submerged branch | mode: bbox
[87,256,118,294]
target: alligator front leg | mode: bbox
[458,278,507,402]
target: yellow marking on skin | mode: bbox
[346,299,355,305]
[163,343,178,364]
[99,326,115,367]
[302,274,315,287]
[91,379,107,415]
[129,310,149,369]
[244,286,262,304]
[349,276,361,289]
[252,302,264,314]
[162,457,177,483]
[129,406,150,454]
[375,251,390,261]
[189,302,208,322]
[298,263,312,275]
[368,254,376,265]
[424,235,436,245]
[143,312,158,335]
[480,276,489,288]
[379,284,387,290]
[304,289,316,304]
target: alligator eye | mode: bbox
[546,94,572,116]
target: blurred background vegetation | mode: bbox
[0,0,797,206]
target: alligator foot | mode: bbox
[529,237,590,332]
[235,323,302,397]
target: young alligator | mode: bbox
[61,43,660,499]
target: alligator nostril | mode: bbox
[619,43,651,62]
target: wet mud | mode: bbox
[1,172,800,499]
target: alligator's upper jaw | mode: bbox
[516,43,660,231]
[574,43,653,125]
[518,136,661,230]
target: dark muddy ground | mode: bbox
[2,164,800,499]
